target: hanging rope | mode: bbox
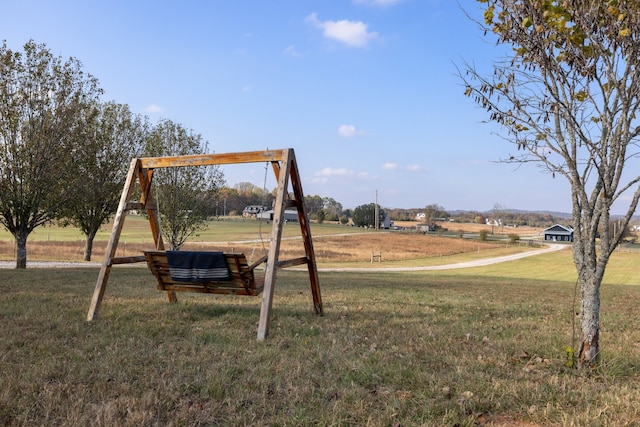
[153,170,164,250]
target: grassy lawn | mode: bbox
[2,247,640,425]
[0,216,366,244]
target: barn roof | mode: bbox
[543,224,573,234]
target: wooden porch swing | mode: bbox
[86,148,323,340]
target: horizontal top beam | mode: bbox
[138,148,289,168]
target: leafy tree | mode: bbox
[145,119,224,250]
[462,1,640,367]
[423,204,448,223]
[304,195,324,219]
[251,186,273,209]
[352,203,385,228]
[234,181,258,196]
[217,187,247,216]
[322,197,343,221]
[61,101,145,261]
[341,209,353,225]
[304,195,341,222]
[0,40,102,268]
[213,185,274,217]
[387,208,414,221]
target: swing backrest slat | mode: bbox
[143,251,265,296]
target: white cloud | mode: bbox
[317,167,355,177]
[382,162,399,170]
[241,85,251,93]
[283,45,302,57]
[310,167,355,184]
[310,167,378,186]
[381,162,423,172]
[354,0,403,6]
[145,104,163,113]
[306,13,378,48]
[338,124,366,138]
[309,176,329,184]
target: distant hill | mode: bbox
[445,209,639,222]
[384,206,638,224]
[447,208,571,219]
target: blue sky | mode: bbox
[1,0,576,213]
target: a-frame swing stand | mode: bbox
[86,148,323,340]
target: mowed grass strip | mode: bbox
[0,216,367,244]
[2,254,640,426]
[443,246,640,286]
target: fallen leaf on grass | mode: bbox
[441,386,452,399]
[457,390,474,407]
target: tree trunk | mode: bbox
[82,225,102,261]
[578,273,601,367]
[84,235,94,262]
[14,232,28,269]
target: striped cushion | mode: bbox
[166,251,230,282]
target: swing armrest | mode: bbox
[248,255,268,271]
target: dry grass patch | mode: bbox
[2,267,640,426]
[434,221,544,237]
[309,233,500,262]
[187,232,508,265]
[0,231,514,266]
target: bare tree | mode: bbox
[145,119,224,250]
[0,40,102,268]
[461,1,640,367]
[61,101,146,261]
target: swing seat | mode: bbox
[143,250,267,296]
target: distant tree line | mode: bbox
[216,183,274,217]
[286,199,557,230]
[451,210,562,228]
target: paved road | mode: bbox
[0,243,567,271]
[318,243,567,272]
[0,260,102,269]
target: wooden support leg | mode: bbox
[87,159,139,321]
[167,291,177,302]
[257,151,292,340]
[288,150,323,316]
